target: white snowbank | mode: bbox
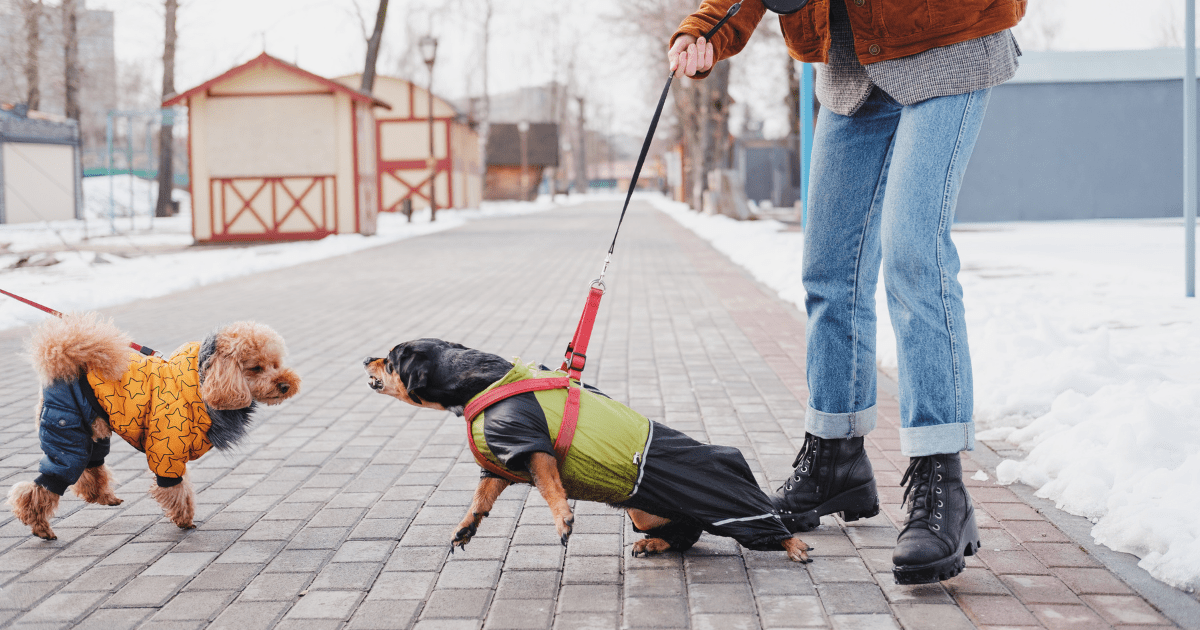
[0,176,572,332]
[652,196,1200,591]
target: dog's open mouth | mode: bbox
[369,376,384,391]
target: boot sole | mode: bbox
[778,479,880,533]
[892,509,981,585]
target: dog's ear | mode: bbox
[389,343,430,404]
[201,340,253,410]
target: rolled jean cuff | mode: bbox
[899,423,975,457]
[806,404,877,438]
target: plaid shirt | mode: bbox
[816,0,1021,116]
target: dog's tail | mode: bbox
[26,312,133,385]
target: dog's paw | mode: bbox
[631,538,672,557]
[782,537,813,563]
[557,516,574,547]
[100,496,124,506]
[174,520,196,530]
[451,523,478,552]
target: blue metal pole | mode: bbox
[1187,0,1197,297]
[800,63,814,228]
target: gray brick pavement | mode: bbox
[0,201,1196,628]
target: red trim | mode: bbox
[445,121,454,208]
[205,89,334,99]
[375,115,456,124]
[164,53,390,109]
[352,103,361,234]
[187,98,196,240]
[206,175,335,242]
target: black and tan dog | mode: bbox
[364,338,812,561]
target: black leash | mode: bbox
[597,2,742,285]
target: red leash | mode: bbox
[462,6,744,474]
[1,288,160,357]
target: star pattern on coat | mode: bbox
[87,342,215,478]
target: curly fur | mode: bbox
[14,314,299,538]
[26,312,131,385]
[73,465,122,505]
[149,477,195,529]
[200,321,300,410]
[7,481,60,539]
[90,416,111,441]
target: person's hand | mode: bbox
[668,34,714,79]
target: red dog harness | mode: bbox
[463,284,604,482]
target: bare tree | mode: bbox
[1157,2,1183,48]
[1012,1,1063,51]
[155,0,178,218]
[574,95,588,193]
[23,0,42,110]
[62,0,80,121]
[618,0,735,210]
[360,0,389,93]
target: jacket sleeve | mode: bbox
[672,0,768,79]
[481,392,555,473]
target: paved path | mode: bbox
[0,201,1196,629]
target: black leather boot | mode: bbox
[772,433,880,532]
[892,452,982,584]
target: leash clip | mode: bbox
[597,254,612,288]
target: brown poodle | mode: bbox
[6,312,301,539]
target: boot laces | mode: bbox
[900,456,942,532]
[779,433,821,492]
[790,433,820,477]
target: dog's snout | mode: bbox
[278,383,290,394]
[363,357,376,367]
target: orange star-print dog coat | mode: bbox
[87,342,213,480]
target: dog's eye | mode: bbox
[385,362,393,374]
[249,366,263,373]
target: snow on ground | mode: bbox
[652,196,1200,592]
[0,175,575,332]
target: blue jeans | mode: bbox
[803,86,990,457]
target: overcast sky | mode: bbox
[90,0,1187,138]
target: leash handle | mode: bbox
[1,288,160,357]
[603,2,742,266]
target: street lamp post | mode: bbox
[518,120,530,201]
[419,35,438,221]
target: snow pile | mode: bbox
[652,196,1200,591]
[82,173,193,219]
[0,179,571,332]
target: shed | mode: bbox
[164,53,387,243]
[335,74,481,214]
[0,105,81,224]
[485,123,558,201]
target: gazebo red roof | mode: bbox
[163,52,390,109]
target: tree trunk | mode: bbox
[23,0,41,110]
[676,59,732,212]
[155,0,178,218]
[62,0,80,121]
[574,96,588,193]
[478,0,492,194]
[360,0,389,94]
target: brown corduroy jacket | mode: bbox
[675,0,1026,67]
